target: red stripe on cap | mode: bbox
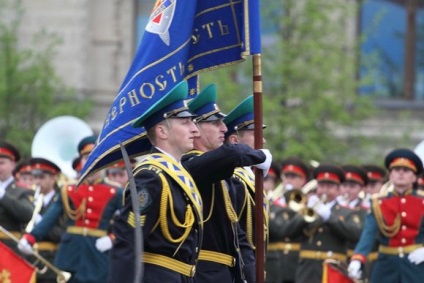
[367,171,383,181]
[0,148,15,161]
[267,168,277,178]
[317,172,341,184]
[75,163,82,172]
[112,161,125,168]
[283,165,306,178]
[33,163,59,175]
[390,158,417,172]
[19,165,33,174]
[345,172,364,185]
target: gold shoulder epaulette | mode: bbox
[416,190,424,197]
[133,162,163,175]
[148,165,162,174]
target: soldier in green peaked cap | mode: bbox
[182,84,269,283]
[110,81,204,283]
[223,95,266,149]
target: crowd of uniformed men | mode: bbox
[1,81,424,283]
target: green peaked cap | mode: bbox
[188,84,225,122]
[132,81,194,129]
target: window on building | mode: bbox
[360,0,424,101]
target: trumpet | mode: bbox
[285,179,318,213]
[0,226,72,283]
[303,194,327,223]
[286,190,307,212]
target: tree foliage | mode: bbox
[202,0,378,165]
[0,0,92,157]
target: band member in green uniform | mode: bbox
[223,95,272,281]
[292,164,363,283]
[0,141,34,252]
[183,85,269,283]
[27,157,66,283]
[266,157,310,283]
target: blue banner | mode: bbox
[80,0,261,181]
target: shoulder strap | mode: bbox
[140,153,203,221]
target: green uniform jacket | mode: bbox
[294,201,363,283]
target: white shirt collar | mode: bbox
[42,190,56,207]
[0,176,14,191]
[155,147,180,163]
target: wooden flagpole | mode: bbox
[253,53,265,283]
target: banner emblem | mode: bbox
[146,0,176,46]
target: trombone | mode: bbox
[0,225,71,283]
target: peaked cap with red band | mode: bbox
[31,157,61,175]
[72,156,83,172]
[108,158,137,173]
[0,141,20,162]
[313,164,345,184]
[362,164,387,182]
[342,164,368,186]
[281,157,309,179]
[14,159,33,176]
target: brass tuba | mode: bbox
[31,116,93,180]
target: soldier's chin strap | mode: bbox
[120,142,143,283]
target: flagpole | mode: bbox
[253,53,265,283]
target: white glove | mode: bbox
[408,247,424,265]
[255,149,272,176]
[18,238,34,255]
[348,260,362,280]
[316,203,331,222]
[307,195,320,208]
[95,235,113,252]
